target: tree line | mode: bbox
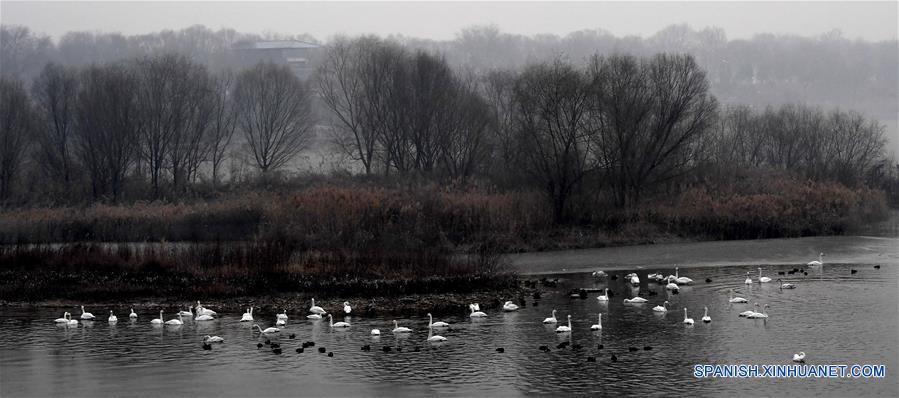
[0,35,891,218]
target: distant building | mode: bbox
[232,40,320,79]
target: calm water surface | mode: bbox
[2,239,898,397]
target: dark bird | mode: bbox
[539,345,550,352]
[264,340,271,346]
[803,272,808,276]
[327,352,334,357]
[792,268,800,272]
[496,348,505,353]
[270,343,280,349]
[318,347,326,353]
[851,269,858,274]
[787,271,795,275]
[302,342,309,348]
[296,348,304,353]
[202,343,212,351]
[611,354,618,362]
[557,342,570,349]
[643,346,653,351]
[705,278,713,283]
[628,347,638,352]
[272,348,282,355]
[587,356,596,362]
[361,345,371,351]
[288,333,296,339]
[256,343,263,349]
[597,344,604,350]
[382,346,392,353]
[611,275,618,280]
[777,271,785,275]
[307,341,316,347]
[874,265,881,269]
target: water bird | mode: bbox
[597,288,609,302]
[149,310,163,324]
[623,297,648,304]
[252,324,280,334]
[757,268,772,283]
[270,343,280,349]
[611,354,618,362]
[597,344,604,350]
[264,340,271,345]
[740,303,759,317]
[428,313,449,328]
[610,275,618,280]
[729,290,748,303]
[628,347,638,352]
[542,309,558,324]
[54,312,70,323]
[361,345,371,351]
[587,356,596,362]
[626,273,640,286]
[256,343,263,349]
[850,269,858,274]
[296,347,304,353]
[874,265,881,269]
[309,298,326,315]
[652,301,669,312]
[683,308,694,325]
[306,313,322,320]
[307,341,315,347]
[108,311,117,323]
[273,348,282,355]
[202,342,212,351]
[557,341,569,349]
[240,307,254,322]
[555,315,572,333]
[165,314,183,326]
[808,253,825,267]
[747,304,769,319]
[288,333,296,339]
[277,309,288,320]
[592,270,607,278]
[371,329,381,336]
[204,335,224,343]
[647,273,664,282]
[129,308,138,319]
[382,346,391,352]
[79,306,95,320]
[702,306,711,323]
[539,345,550,352]
[643,346,652,351]
[392,320,412,333]
[777,271,785,276]
[65,313,78,327]
[178,307,193,317]
[427,324,447,342]
[744,272,753,285]
[666,281,679,291]
[705,278,713,283]
[803,272,808,276]
[469,303,487,318]
[318,347,326,353]
[195,301,217,316]
[793,352,806,363]
[778,279,796,289]
[327,352,333,357]
[502,301,519,311]
[343,302,352,314]
[787,270,795,275]
[590,313,603,330]
[328,314,350,328]
[195,311,215,322]
[674,267,693,284]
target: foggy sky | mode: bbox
[2,1,897,42]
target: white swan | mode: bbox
[778,279,796,289]
[748,304,769,319]
[666,281,679,290]
[652,301,669,312]
[592,270,607,278]
[165,314,183,326]
[683,308,694,325]
[65,313,78,326]
[80,306,95,320]
[108,311,117,323]
[555,315,572,333]
[502,301,519,311]
[276,309,288,320]
[370,329,381,336]
[55,312,70,323]
[343,302,352,315]
[428,313,450,328]
[757,268,771,283]
[276,318,286,326]
[729,290,748,303]
[392,320,412,333]
[150,310,164,324]
[674,267,693,284]
[328,314,350,328]
[129,308,138,319]
[647,273,664,282]
[240,307,254,322]
[427,325,447,342]
[597,288,609,302]
[793,352,806,363]
[195,311,215,321]
[195,301,217,316]
[177,307,193,316]
[306,313,322,320]
[744,272,752,285]
[204,335,224,343]
[739,303,759,317]
[542,309,558,324]
[627,273,640,286]
[624,297,648,304]
[253,324,280,334]
[807,252,824,267]
[701,306,711,323]
[590,313,603,330]
[469,305,487,318]
[309,298,326,315]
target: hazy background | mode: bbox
[2,1,897,42]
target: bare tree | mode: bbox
[74,64,140,201]
[234,62,314,174]
[31,63,79,187]
[204,70,237,186]
[0,77,35,199]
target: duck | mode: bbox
[590,313,603,330]
[165,314,183,326]
[79,306,95,320]
[596,288,609,302]
[428,313,450,328]
[652,301,670,312]
[54,312,70,323]
[151,310,164,324]
[674,267,693,284]
[701,306,711,323]
[757,268,772,283]
[744,272,753,285]
[793,352,806,363]
[240,307,254,322]
[502,301,519,311]
[542,309,558,324]
[555,315,572,333]
[729,290,748,303]
[129,308,138,319]
[277,309,288,320]
[328,314,350,328]
[392,320,412,333]
[623,297,648,304]
[309,298,326,315]
[252,324,280,334]
[683,308,694,325]
[204,335,225,343]
[807,253,824,267]
[343,302,352,315]
[778,279,796,289]
[107,311,117,323]
[747,304,769,319]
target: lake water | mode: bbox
[2,236,898,396]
